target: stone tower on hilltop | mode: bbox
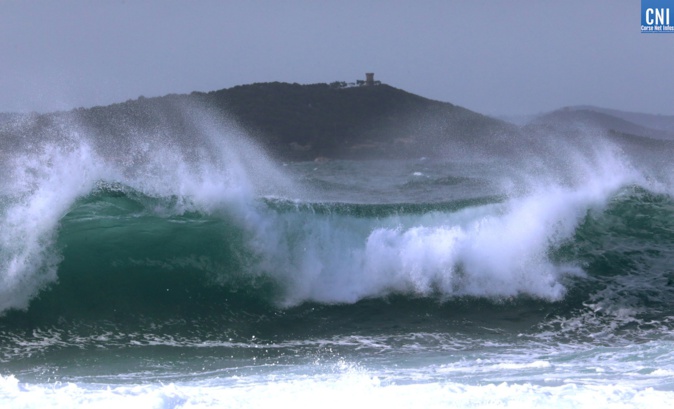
[365,73,375,86]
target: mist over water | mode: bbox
[2,101,674,407]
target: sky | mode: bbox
[1,0,673,116]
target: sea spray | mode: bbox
[0,138,108,311]
[0,103,299,315]
[236,140,640,305]
[2,120,674,409]
[1,107,654,315]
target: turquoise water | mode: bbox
[1,116,674,407]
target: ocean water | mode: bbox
[1,111,674,408]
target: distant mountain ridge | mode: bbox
[527,106,674,141]
[573,105,674,133]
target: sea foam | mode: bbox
[0,107,656,313]
[0,139,108,311]
[0,107,294,314]
[3,372,674,409]
[235,142,640,306]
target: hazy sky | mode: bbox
[1,1,672,116]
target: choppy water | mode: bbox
[1,109,674,408]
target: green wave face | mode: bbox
[1,118,673,350]
[2,184,672,343]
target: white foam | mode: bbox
[494,360,552,370]
[0,139,108,311]
[3,373,674,409]
[232,137,643,305]
[245,148,635,305]
[0,109,298,314]
[0,109,663,312]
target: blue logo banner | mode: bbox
[642,0,674,33]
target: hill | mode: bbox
[573,105,674,135]
[529,107,674,141]
[200,82,521,160]
[521,106,674,162]
[0,82,518,162]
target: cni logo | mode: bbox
[642,0,674,32]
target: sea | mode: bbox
[1,110,674,408]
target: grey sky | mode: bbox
[1,0,672,116]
